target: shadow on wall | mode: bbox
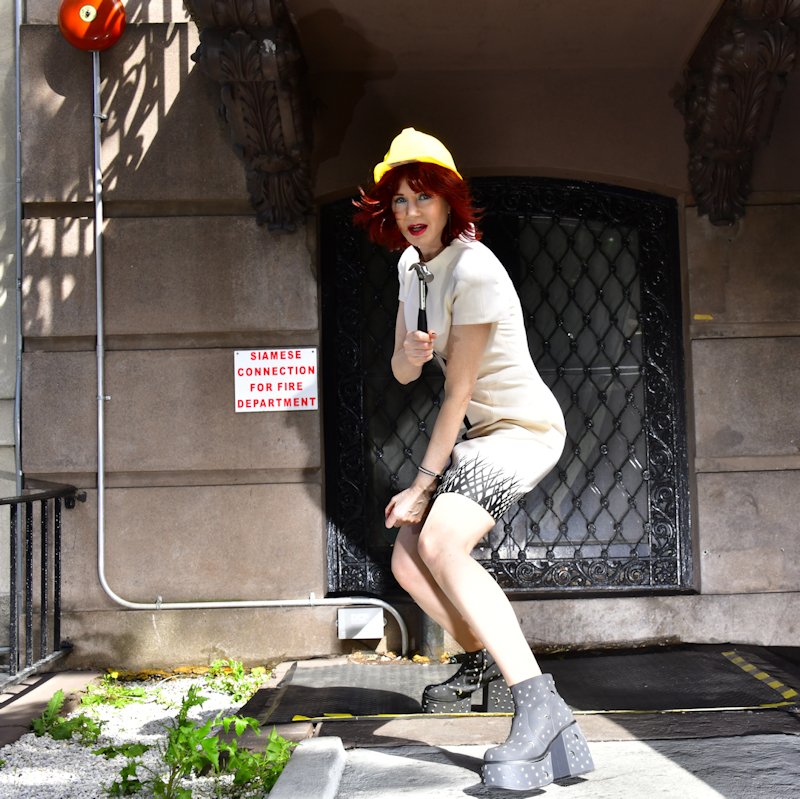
[22,22,327,631]
[98,23,243,202]
[294,1,398,182]
[121,0,192,25]
[22,217,94,339]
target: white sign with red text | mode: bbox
[234,348,318,412]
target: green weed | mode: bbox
[223,725,294,794]
[105,761,144,796]
[81,673,146,709]
[94,743,152,760]
[204,659,269,704]
[152,687,179,709]
[31,689,104,744]
[103,685,294,798]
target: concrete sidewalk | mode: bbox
[265,647,800,799]
[0,670,102,746]
[329,734,800,798]
[272,724,800,799]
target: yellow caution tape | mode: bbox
[291,701,797,723]
[292,712,510,721]
[722,651,799,701]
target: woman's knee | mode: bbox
[420,494,496,568]
[416,528,448,575]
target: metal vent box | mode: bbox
[337,607,385,639]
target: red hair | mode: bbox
[352,162,482,251]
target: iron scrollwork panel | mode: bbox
[322,178,691,597]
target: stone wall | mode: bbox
[14,6,800,668]
[17,17,363,669]
[687,205,800,598]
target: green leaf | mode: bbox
[125,743,149,758]
[31,689,66,736]
[174,685,207,725]
[74,715,103,743]
[199,736,220,772]
[94,743,151,760]
[232,763,255,785]
[44,690,66,722]
[49,722,76,740]
[103,760,144,796]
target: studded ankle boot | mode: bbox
[482,673,594,791]
[421,649,513,713]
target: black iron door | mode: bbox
[321,178,690,597]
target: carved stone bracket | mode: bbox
[676,1,800,225]
[184,0,313,231]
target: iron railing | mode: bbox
[1,480,84,687]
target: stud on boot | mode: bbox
[482,673,594,791]
[485,673,514,714]
[421,649,510,713]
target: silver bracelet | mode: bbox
[418,466,443,479]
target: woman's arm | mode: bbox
[385,321,491,528]
[391,302,439,384]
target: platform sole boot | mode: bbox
[482,673,594,791]
[421,649,513,714]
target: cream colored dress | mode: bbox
[398,238,566,519]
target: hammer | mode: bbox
[409,251,434,331]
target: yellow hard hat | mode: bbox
[373,128,462,183]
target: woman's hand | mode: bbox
[403,329,437,366]
[385,482,437,528]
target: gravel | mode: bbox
[0,677,260,798]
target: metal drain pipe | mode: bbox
[13,0,24,498]
[88,53,408,657]
[12,0,25,626]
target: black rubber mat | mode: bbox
[263,649,796,723]
[542,649,788,711]
[265,664,459,722]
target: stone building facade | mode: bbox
[4,0,800,668]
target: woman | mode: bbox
[354,128,594,791]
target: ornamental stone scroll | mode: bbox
[184,0,314,232]
[676,0,800,225]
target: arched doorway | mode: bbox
[321,178,691,597]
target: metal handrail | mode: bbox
[0,481,87,507]
[2,481,84,688]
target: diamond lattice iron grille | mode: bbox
[321,178,690,597]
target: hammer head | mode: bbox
[409,262,434,283]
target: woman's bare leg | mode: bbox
[416,493,542,686]
[392,524,484,652]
